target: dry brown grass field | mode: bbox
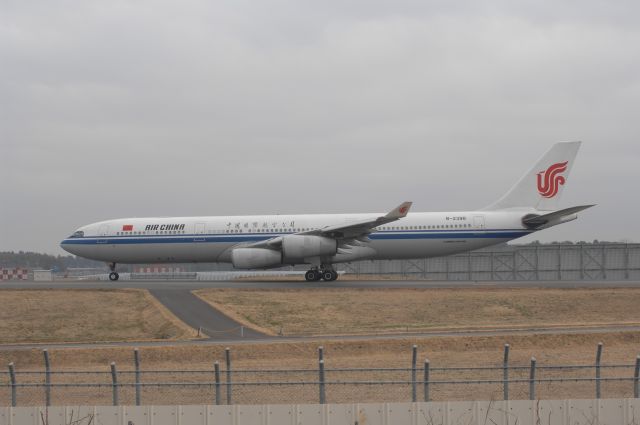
[194,287,640,336]
[0,289,196,344]
[1,331,639,370]
[1,332,639,403]
[2,287,639,403]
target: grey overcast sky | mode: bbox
[2,0,639,254]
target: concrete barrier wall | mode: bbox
[1,399,639,425]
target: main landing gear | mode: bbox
[108,262,119,281]
[305,268,338,282]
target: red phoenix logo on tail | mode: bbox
[537,161,568,198]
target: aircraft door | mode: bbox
[194,222,206,242]
[97,224,109,244]
[473,215,485,229]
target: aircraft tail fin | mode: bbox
[484,141,581,211]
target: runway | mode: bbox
[3,279,640,291]
[1,279,639,350]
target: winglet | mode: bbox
[385,201,412,219]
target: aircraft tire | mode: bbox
[305,270,320,282]
[321,270,334,281]
[329,270,338,281]
[109,272,119,281]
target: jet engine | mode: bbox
[282,235,337,259]
[231,235,338,269]
[231,248,282,269]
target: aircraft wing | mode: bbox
[245,201,412,249]
[308,201,412,239]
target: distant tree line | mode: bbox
[0,251,105,271]
[519,240,627,245]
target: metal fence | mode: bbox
[341,243,640,280]
[58,242,640,282]
[2,344,639,407]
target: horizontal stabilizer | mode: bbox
[523,205,595,227]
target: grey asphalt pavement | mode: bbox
[148,288,267,339]
[3,279,640,291]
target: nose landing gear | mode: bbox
[108,262,119,281]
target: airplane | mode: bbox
[60,141,593,282]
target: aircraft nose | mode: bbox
[60,239,77,255]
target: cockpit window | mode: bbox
[70,230,84,238]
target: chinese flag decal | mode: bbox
[122,224,133,231]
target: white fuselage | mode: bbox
[60,210,534,265]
